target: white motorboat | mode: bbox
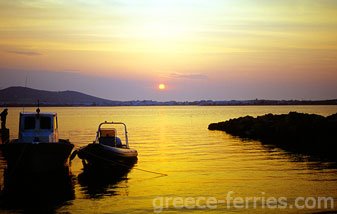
[77,121,138,168]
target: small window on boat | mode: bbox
[24,117,35,130]
[40,117,52,129]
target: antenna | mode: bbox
[36,99,40,114]
[23,73,29,113]
[25,75,28,88]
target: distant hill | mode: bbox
[0,86,336,106]
[0,86,116,106]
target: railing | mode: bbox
[95,121,129,148]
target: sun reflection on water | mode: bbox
[1,106,337,213]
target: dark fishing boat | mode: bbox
[77,121,138,168]
[1,108,74,173]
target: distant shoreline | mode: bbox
[2,103,337,107]
[1,86,337,107]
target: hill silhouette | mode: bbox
[0,86,115,106]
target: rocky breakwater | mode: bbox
[209,112,337,160]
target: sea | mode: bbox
[1,105,337,214]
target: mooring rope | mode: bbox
[74,148,168,177]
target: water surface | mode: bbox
[1,106,337,213]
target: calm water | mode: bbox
[1,106,337,213]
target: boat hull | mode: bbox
[77,143,137,169]
[1,139,74,173]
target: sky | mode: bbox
[0,0,337,101]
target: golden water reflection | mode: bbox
[1,106,337,213]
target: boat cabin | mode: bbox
[98,128,123,147]
[94,121,130,148]
[18,111,59,143]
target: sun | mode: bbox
[158,83,166,90]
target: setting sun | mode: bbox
[158,84,166,90]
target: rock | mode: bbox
[208,112,337,160]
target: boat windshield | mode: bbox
[40,116,52,129]
[100,128,116,138]
[24,117,35,130]
[23,116,53,130]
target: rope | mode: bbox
[77,148,168,177]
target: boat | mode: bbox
[1,108,74,173]
[77,121,138,169]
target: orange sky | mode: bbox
[1,0,337,101]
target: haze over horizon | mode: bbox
[1,0,337,101]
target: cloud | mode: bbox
[6,50,42,56]
[170,73,208,80]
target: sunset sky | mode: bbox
[1,0,337,101]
